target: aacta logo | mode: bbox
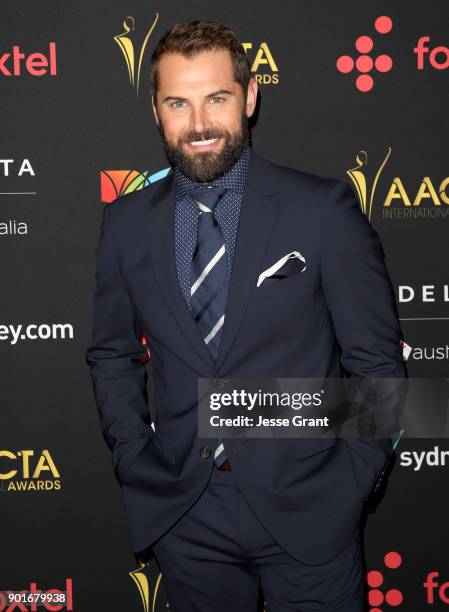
[346,147,391,221]
[114,14,159,94]
[346,147,449,220]
[0,159,35,177]
[0,43,57,77]
[114,15,279,91]
[129,564,166,612]
[336,16,393,92]
[242,42,279,85]
[0,449,61,492]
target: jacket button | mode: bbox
[213,377,229,389]
[200,446,211,459]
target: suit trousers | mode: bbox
[151,463,368,612]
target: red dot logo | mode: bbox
[336,15,394,92]
[356,36,374,54]
[367,551,404,611]
[375,16,393,35]
[356,74,374,92]
[336,55,354,73]
[385,551,402,570]
[367,570,384,588]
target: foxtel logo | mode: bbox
[336,16,393,92]
[0,43,57,77]
[414,37,449,70]
[337,15,449,92]
[0,578,73,610]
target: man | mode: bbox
[85,20,406,612]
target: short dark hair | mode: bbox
[150,20,251,98]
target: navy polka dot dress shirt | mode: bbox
[174,145,251,310]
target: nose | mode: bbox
[188,104,211,136]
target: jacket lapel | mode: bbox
[145,150,280,374]
[214,153,280,372]
[146,173,216,371]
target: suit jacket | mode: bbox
[85,149,406,565]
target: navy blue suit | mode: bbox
[85,149,405,590]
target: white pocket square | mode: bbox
[257,251,307,287]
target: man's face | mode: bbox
[152,48,258,182]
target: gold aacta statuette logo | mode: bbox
[129,564,168,612]
[114,13,159,94]
[346,147,391,221]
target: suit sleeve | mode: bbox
[85,203,153,483]
[320,180,407,488]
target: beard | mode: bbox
[158,112,249,183]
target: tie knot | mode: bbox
[189,186,227,213]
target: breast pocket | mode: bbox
[251,269,307,301]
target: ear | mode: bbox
[245,77,258,119]
[151,94,160,127]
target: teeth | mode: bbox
[190,138,218,146]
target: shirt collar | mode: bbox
[174,144,251,201]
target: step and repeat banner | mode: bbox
[1,1,448,610]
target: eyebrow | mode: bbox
[162,89,234,104]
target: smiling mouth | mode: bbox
[187,137,221,150]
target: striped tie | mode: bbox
[189,185,229,467]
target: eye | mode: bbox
[170,100,186,109]
[210,96,225,104]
